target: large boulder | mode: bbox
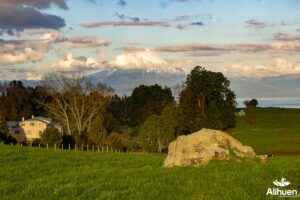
[164,128,255,167]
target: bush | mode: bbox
[40,128,62,146]
[139,115,174,153]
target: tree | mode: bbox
[139,114,174,153]
[40,128,62,146]
[87,114,108,145]
[0,81,33,120]
[161,103,180,137]
[128,84,174,126]
[179,66,236,132]
[39,72,113,138]
[0,120,9,142]
[244,99,258,108]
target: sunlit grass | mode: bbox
[0,145,300,200]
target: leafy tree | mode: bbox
[139,114,174,153]
[87,114,108,145]
[0,81,33,120]
[40,127,62,146]
[107,95,130,125]
[179,66,236,132]
[244,99,258,108]
[0,120,9,142]
[128,84,174,126]
[161,103,180,137]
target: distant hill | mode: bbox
[3,69,300,98]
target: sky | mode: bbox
[0,0,300,80]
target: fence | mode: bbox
[0,141,126,154]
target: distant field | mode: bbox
[0,145,300,200]
[231,108,300,155]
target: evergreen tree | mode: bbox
[179,66,236,132]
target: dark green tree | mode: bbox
[0,81,33,120]
[0,120,9,142]
[40,127,62,146]
[244,99,258,108]
[179,66,236,132]
[128,84,174,126]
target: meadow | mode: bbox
[0,108,300,200]
[232,108,300,155]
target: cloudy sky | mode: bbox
[1,0,300,80]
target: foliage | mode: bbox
[139,114,175,152]
[0,81,33,121]
[39,127,62,146]
[243,99,259,108]
[87,114,108,145]
[0,120,9,142]
[179,66,236,132]
[128,84,174,126]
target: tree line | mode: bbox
[0,66,237,152]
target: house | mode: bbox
[7,116,62,142]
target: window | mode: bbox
[21,123,25,127]
[15,130,20,135]
[30,122,35,126]
[27,130,32,135]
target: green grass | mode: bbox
[0,145,299,200]
[232,108,300,155]
[1,107,300,199]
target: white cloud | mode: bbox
[0,29,63,66]
[52,53,103,71]
[221,58,300,78]
[110,49,198,73]
[110,49,167,69]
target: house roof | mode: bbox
[7,121,19,128]
[26,117,52,124]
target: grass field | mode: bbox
[0,108,300,200]
[0,146,300,200]
[232,108,300,155]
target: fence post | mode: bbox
[47,144,48,149]
[101,146,104,152]
[11,142,13,146]
[119,149,121,153]
[106,146,109,152]
[21,143,23,147]
[39,144,40,148]
[75,144,77,151]
[68,144,71,150]
[62,144,64,150]
[54,144,56,149]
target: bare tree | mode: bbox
[39,72,113,136]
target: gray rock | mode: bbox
[164,128,256,167]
